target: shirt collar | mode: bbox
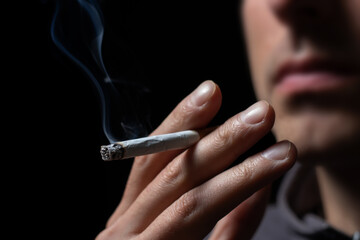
[277,163,352,239]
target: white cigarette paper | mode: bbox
[101,130,200,161]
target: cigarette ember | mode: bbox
[101,130,201,161]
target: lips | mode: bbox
[274,57,358,96]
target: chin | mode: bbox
[272,111,360,167]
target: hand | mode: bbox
[96,80,296,240]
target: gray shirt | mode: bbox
[253,163,357,240]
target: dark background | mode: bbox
[14,0,274,239]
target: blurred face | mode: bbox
[242,0,360,164]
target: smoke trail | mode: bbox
[50,0,150,142]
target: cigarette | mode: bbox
[100,130,201,161]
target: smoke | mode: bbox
[50,0,150,142]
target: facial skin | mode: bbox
[242,0,360,165]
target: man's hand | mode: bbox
[96,80,296,240]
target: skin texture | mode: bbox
[97,0,360,238]
[242,0,360,164]
[242,0,360,235]
[96,81,296,240]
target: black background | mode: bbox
[12,0,275,238]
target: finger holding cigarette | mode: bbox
[104,80,222,227]
[97,84,297,240]
[97,81,293,240]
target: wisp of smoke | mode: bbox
[50,0,151,142]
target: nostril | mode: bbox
[268,0,291,14]
[267,0,294,23]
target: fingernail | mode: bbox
[261,141,291,160]
[190,80,216,106]
[241,101,268,124]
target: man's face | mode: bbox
[242,0,360,164]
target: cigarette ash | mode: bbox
[100,144,124,161]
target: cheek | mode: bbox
[242,0,286,101]
[348,0,360,42]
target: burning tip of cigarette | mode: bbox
[100,144,124,161]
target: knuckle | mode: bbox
[232,159,257,181]
[169,111,185,128]
[213,117,248,147]
[214,123,232,146]
[172,191,198,220]
[159,158,184,187]
[170,101,194,127]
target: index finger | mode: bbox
[107,80,222,225]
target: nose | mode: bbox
[267,0,336,26]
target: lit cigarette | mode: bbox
[100,130,201,161]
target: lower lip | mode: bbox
[274,72,357,95]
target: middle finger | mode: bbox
[120,100,274,232]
